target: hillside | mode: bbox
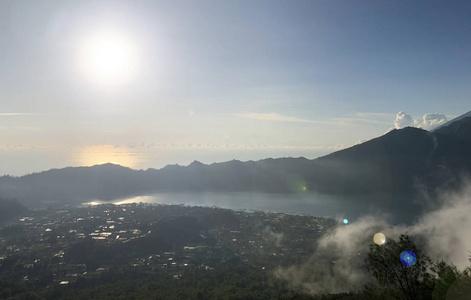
[0,198,28,223]
[0,113,470,216]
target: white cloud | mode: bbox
[15,126,42,131]
[411,183,471,269]
[420,113,447,130]
[276,214,397,295]
[394,111,414,129]
[0,113,36,116]
[333,117,390,125]
[115,142,345,152]
[234,112,334,124]
[235,111,396,127]
[394,111,448,131]
[356,112,394,118]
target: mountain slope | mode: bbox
[1,113,470,210]
[432,110,471,131]
[433,116,471,139]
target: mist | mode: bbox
[275,180,471,295]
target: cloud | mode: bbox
[394,111,414,129]
[276,215,398,295]
[333,117,391,125]
[420,113,447,130]
[0,145,66,151]
[394,111,448,130]
[15,126,42,131]
[411,183,471,269]
[352,112,395,125]
[235,111,396,127]
[356,112,394,118]
[262,227,284,247]
[276,180,471,295]
[234,112,334,124]
[0,113,36,116]
[114,142,345,152]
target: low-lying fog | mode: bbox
[277,180,471,295]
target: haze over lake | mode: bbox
[83,192,408,224]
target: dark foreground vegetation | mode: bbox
[0,203,470,299]
[363,235,471,300]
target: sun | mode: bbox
[79,31,138,86]
[91,39,128,75]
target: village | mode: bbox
[0,202,337,289]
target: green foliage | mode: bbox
[431,253,471,300]
[431,260,462,299]
[37,264,306,300]
[0,279,41,300]
[364,234,471,300]
[365,234,435,300]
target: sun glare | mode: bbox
[78,145,138,168]
[79,31,138,86]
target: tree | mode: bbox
[365,234,435,300]
[431,253,471,300]
[430,260,461,299]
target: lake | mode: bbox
[82,191,401,223]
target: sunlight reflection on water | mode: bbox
[82,192,374,220]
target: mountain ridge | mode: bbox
[432,110,471,131]
[1,111,470,224]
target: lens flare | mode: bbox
[400,250,417,267]
[373,233,386,245]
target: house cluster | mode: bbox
[0,202,336,287]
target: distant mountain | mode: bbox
[432,110,471,131]
[1,113,470,218]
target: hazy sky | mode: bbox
[1,0,471,176]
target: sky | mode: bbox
[1,0,471,176]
